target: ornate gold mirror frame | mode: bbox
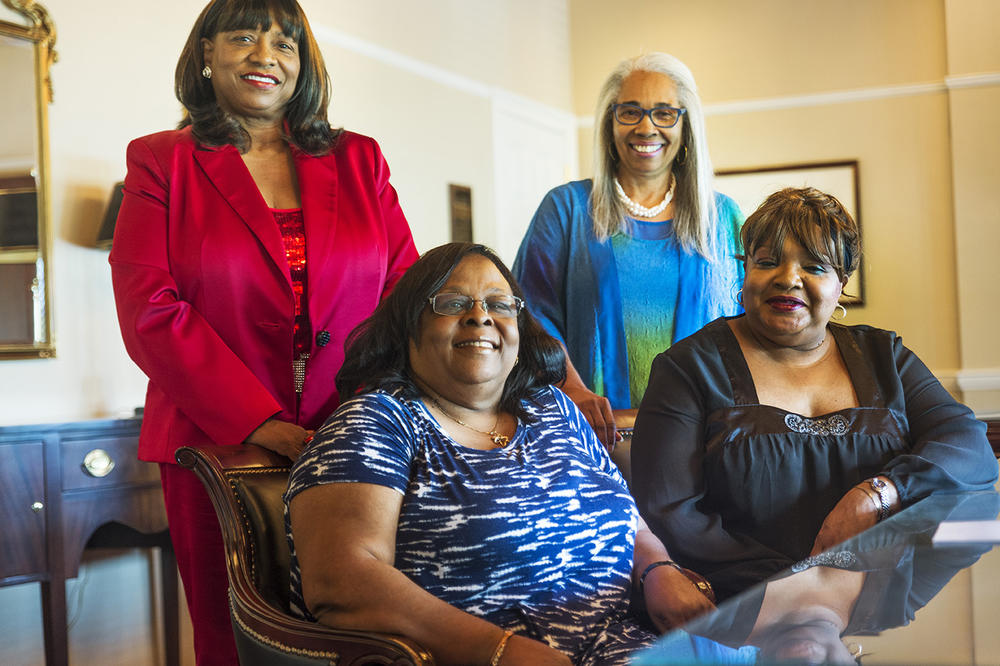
[0,0,56,358]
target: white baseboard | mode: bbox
[956,369,1000,393]
[925,369,1000,417]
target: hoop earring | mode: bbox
[675,144,688,166]
[201,65,212,79]
[832,303,847,320]
[736,289,743,306]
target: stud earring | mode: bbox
[201,65,212,79]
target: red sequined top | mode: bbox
[272,208,311,358]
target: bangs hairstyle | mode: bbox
[336,242,566,422]
[175,0,339,155]
[741,187,861,283]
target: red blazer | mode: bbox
[110,127,418,464]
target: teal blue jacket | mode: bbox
[513,179,744,409]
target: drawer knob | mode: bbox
[82,448,116,478]
[31,501,44,513]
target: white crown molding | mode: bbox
[311,23,491,99]
[310,23,575,128]
[491,89,577,130]
[309,21,1000,127]
[575,72,1000,126]
[703,81,947,116]
[945,72,1000,90]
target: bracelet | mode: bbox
[851,485,881,513]
[852,481,891,522]
[868,477,892,522]
[489,629,513,666]
[639,560,716,604]
[639,560,681,593]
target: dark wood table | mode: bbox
[0,417,179,666]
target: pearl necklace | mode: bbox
[614,177,675,218]
[426,395,511,450]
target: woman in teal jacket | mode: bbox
[514,52,743,445]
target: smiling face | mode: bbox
[201,19,300,125]
[408,254,520,402]
[742,236,846,349]
[612,70,684,183]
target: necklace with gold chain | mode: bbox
[425,394,511,450]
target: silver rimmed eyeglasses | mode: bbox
[612,103,686,128]
[428,293,524,318]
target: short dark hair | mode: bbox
[740,187,861,283]
[175,0,339,155]
[336,242,566,422]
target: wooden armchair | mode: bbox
[175,444,433,666]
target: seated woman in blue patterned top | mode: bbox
[285,242,716,665]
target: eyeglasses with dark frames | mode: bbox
[611,103,686,128]
[427,293,524,318]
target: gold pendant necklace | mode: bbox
[426,395,511,449]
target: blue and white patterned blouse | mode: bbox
[284,385,657,664]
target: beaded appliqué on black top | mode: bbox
[791,550,857,573]
[784,413,850,435]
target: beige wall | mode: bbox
[304,0,572,111]
[569,0,1000,399]
[569,0,947,109]
[945,0,1000,414]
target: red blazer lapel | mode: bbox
[295,147,338,282]
[193,145,290,285]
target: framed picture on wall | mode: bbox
[715,160,863,306]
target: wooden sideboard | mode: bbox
[0,417,179,666]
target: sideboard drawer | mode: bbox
[61,436,160,492]
[0,440,47,579]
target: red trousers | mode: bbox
[160,463,240,665]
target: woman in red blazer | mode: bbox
[109,1,418,663]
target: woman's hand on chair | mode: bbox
[558,352,618,450]
[562,383,617,450]
[245,418,313,461]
